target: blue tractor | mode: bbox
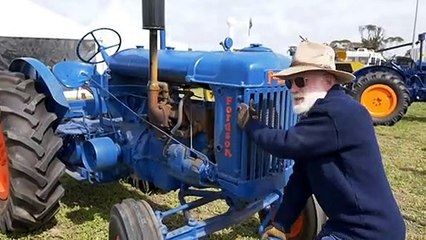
[350,32,426,126]
[0,1,326,239]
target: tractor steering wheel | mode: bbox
[76,28,122,64]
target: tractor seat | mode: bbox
[395,56,416,69]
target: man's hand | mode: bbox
[261,225,287,240]
[237,101,258,129]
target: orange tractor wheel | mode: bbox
[352,71,410,126]
[361,84,398,118]
[258,196,326,240]
[0,126,9,202]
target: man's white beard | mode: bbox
[293,91,327,115]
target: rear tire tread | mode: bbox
[0,70,65,233]
[0,107,39,127]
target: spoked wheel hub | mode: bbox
[361,84,397,118]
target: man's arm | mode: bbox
[273,162,311,231]
[244,110,338,160]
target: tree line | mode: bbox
[329,24,404,51]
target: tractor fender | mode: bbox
[8,57,69,126]
[352,65,405,84]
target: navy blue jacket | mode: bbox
[245,85,405,240]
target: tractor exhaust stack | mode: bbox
[142,0,167,126]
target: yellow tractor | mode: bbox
[335,48,386,73]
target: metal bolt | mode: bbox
[188,218,197,226]
[160,225,168,234]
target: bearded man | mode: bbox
[237,40,405,240]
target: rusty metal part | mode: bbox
[175,101,214,139]
[158,82,170,101]
[147,30,175,128]
[171,92,193,135]
[148,87,175,128]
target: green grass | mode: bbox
[374,103,426,240]
[1,103,425,240]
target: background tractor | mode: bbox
[0,0,326,239]
[335,48,386,73]
[347,32,425,126]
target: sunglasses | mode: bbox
[285,77,307,89]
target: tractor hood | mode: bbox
[108,45,291,87]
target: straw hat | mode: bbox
[273,40,355,83]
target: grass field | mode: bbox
[1,103,425,240]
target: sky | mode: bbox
[1,0,425,56]
[162,0,425,54]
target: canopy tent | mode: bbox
[0,0,188,69]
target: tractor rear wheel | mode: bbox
[352,71,410,126]
[0,71,65,233]
[109,199,163,240]
[259,196,326,240]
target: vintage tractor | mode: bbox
[335,48,386,73]
[0,1,326,239]
[349,32,426,126]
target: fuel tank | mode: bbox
[108,44,291,87]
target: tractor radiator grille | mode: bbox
[242,87,296,181]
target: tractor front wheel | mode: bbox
[109,199,163,240]
[0,71,65,233]
[259,196,326,240]
[352,71,410,126]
